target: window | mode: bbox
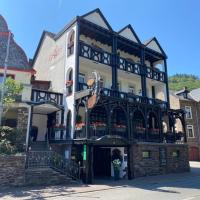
[0,74,15,84]
[152,86,156,99]
[185,106,192,119]
[142,151,151,158]
[187,125,194,138]
[172,150,180,158]
[117,82,121,91]
[67,30,75,56]
[79,73,85,83]
[128,85,135,94]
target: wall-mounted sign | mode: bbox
[83,145,87,161]
[159,147,167,166]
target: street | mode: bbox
[0,162,200,200]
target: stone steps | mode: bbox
[25,167,78,186]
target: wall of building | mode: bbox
[0,155,26,187]
[130,143,190,178]
[0,69,32,84]
[32,114,47,141]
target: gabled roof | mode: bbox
[144,37,166,57]
[81,8,113,31]
[118,24,141,44]
[190,88,200,102]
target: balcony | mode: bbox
[146,66,166,82]
[31,89,63,106]
[79,41,166,83]
[79,41,112,66]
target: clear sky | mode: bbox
[0,0,199,76]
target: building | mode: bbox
[0,14,34,138]
[31,8,189,183]
[170,87,200,161]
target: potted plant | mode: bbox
[111,149,122,181]
[112,159,122,180]
[75,115,85,130]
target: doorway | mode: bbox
[93,147,111,177]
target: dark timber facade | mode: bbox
[32,8,190,184]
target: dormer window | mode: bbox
[67,30,75,56]
[185,106,192,119]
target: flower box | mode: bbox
[113,124,126,132]
[149,128,160,134]
[136,126,146,134]
[75,122,85,130]
[54,124,66,131]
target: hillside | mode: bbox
[168,74,200,91]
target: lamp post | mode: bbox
[0,31,11,126]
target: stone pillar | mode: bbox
[17,107,29,143]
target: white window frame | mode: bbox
[128,85,136,94]
[187,125,195,138]
[185,106,192,119]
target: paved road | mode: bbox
[1,162,200,200]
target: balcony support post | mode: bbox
[75,18,80,92]
[164,59,170,108]
[141,47,147,97]
[111,34,118,90]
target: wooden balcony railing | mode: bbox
[79,41,166,82]
[31,89,63,105]
[79,41,112,66]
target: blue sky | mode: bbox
[0,0,200,77]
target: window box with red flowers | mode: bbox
[66,80,73,87]
[149,128,160,134]
[75,122,85,131]
[91,122,107,131]
[135,126,146,134]
[113,124,126,132]
[54,124,66,131]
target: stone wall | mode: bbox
[0,155,26,187]
[130,143,190,178]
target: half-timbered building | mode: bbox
[32,8,190,183]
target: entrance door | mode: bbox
[93,147,111,177]
[189,147,199,161]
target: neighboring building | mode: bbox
[0,15,34,136]
[31,8,189,183]
[170,87,200,161]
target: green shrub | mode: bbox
[0,126,25,154]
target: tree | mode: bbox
[0,77,23,119]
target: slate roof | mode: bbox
[190,88,200,102]
[0,15,31,70]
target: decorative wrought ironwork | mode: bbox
[31,89,63,105]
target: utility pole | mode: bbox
[0,31,11,126]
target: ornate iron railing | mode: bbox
[31,89,63,105]
[79,41,112,66]
[26,151,79,180]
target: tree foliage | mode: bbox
[0,77,23,115]
[169,74,200,91]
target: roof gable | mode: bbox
[118,25,141,44]
[81,8,112,31]
[144,37,166,56]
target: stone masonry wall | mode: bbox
[0,155,26,187]
[131,143,190,178]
